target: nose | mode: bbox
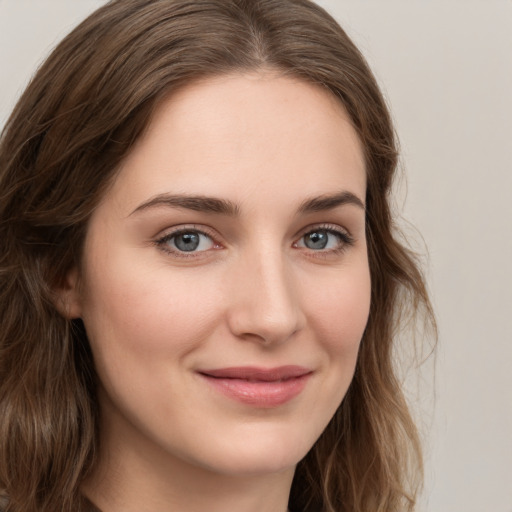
[226,248,306,346]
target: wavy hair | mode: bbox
[0,1,435,511]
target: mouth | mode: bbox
[197,366,313,407]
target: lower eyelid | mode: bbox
[154,227,220,255]
[154,225,354,256]
[293,227,355,253]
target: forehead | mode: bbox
[105,72,366,215]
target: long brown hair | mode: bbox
[0,1,435,511]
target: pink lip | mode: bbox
[198,366,312,407]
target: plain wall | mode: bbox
[1,1,511,511]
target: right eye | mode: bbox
[156,228,217,255]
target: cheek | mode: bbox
[305,263,371,353]
[291,263,370,439]
[302,261,370,403]
[79,250,222,378]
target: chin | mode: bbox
[181,421,320,477]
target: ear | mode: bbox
[53,267,82,319]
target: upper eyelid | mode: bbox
[154,222,354,248]
[156,222,349,236]
[296,227,353,244]
[154,227,220,259]
[154,225,221,253]
[156,224,218,240]
[295,222,352,239]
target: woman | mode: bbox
[0,1,434,511]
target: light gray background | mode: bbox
[1,1,511,511]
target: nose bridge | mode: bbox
[227,244,304,344]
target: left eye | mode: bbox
[296,229,346,251]
[161,230,215,253]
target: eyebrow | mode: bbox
[298,191,365,213]
[129,190,365,217]
[129,194,241,217]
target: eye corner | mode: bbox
[293,224,355,256]
[153,225,223,259]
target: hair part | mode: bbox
[0,1,435,511]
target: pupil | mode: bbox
[175,232,200,251]
[305,231,328,250]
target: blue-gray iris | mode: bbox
[174,232,200,251]
[304,231,328,250]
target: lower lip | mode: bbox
[199,373,311,407]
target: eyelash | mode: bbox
[294,224,355,257]
[154,225,220,259]
[154,223,355,259]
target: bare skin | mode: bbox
[60,72,370,512]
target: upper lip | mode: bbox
[198,365,312,382]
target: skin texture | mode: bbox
[62,72,371,512]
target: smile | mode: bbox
[197,366,313,407]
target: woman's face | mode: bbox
[68,73,370,478]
